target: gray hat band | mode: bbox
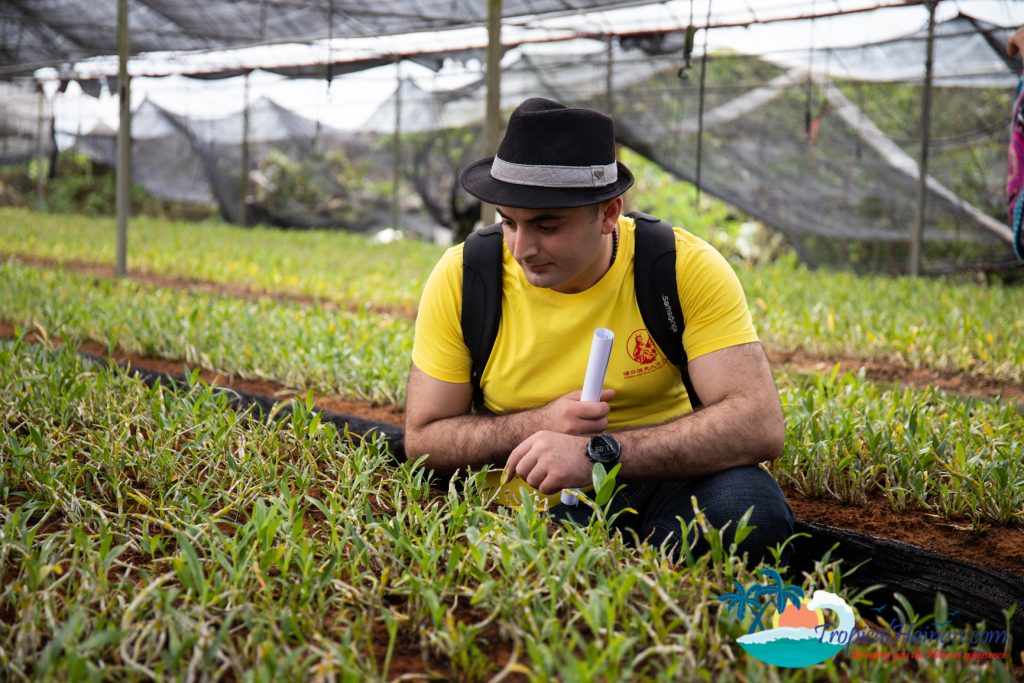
[490,157,618,188]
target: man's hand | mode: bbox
[1008,26,1024,68]
[537,389,614,435]
[505,431,592,494]
[404,365,614,471]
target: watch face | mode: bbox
[588,435,620,464]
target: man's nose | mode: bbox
[510,229,537,260]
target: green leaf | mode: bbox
[176,531,206,600]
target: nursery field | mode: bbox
[0,207,439,312]
[2,206,1023,679]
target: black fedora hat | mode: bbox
[460,97,634,209]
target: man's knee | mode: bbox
[691,466,794,563]
[550,468,794,564]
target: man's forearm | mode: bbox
[615,393,784,480]
[405,409,543,471]
[404,365,613,473]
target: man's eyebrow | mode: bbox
[495,209,568,224]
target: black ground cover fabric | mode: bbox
[793,520,1024,653]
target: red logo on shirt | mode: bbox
[627,329,659,365]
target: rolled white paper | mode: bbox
[580,328,614,402]
[561,328,614,506]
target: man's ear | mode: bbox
[601,196,623,234]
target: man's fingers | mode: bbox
[577,390,614,412]
[537,473,559,496]
[517,449,544,486]
[508,433,547,482]
[525,464,549,490]
[512,434,555,489]
[505,437,531,477]
[507,433,591,494]
[562,418,608,437]
[576,400,610,419]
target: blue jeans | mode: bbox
[549,465,794,565]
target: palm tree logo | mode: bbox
[718,568,805,634]
[718,580,766,632]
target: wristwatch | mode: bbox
[586,434,621,467]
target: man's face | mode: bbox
[497,199,620,294]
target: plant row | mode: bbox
[773,369,1024,526]
[0,207,440,309]
[0,259,412,406]
[745,262,1024,383]
[0,339,1012,680]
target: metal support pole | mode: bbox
[35,87,46,210]
[909,0,937,277]
[607,34,630,212]
[695,2,713,211]
[47,97,59,182]
[391,59,402,231]
[481,0,502,227]
[239,70,251,227]
[319,0,335,151]
[116,0,130,278]
[605,34,614,116]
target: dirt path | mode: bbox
[6,252,1021,403]
[3,323,1021,579]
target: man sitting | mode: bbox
[404,97,793,563]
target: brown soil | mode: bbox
[6,252,1022,404]
[785,491,1024,579]
[364,607,523,681]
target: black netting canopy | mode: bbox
[0,0,661,77]
[4,1,1024,273]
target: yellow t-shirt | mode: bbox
[412,215,759,505]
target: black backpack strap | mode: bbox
[628,211,703,410]
[461,223,504,412]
